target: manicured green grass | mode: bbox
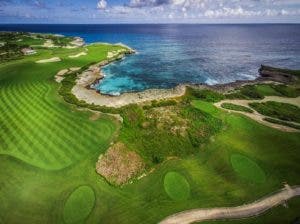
[231,154,266,184]
[163,172,190,201]
[0,42,127,170]
[221,103,254,113]
[63,185,95,224]
[249,101,300,123]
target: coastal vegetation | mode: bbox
[221,103,254,113]
[0,32,300,224]
[226,84,300,100]
[249,101,300,123]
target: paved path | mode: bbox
[214,96,300,132]
[159,185,300,224]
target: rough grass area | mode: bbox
[63,186,95,224]
[96,142,145,186]
[119,103,222,165]
[221,103,253,113]
[230,154,266,184]
[264,118,300,130]
[164,172,190,201]
[249,101,300,123]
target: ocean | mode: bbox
[1,24,300,95]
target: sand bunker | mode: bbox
[55,67,81,83]
[69,52,87,58]
[36,57,61,64]
[42,39,55,48]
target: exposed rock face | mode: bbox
[96,142,145,186]
[259,65,298,83]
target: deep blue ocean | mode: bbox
[1,24,300,95]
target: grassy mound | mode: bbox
[63,186,95,224]
[221,103,253,113]
[164,172,190,201]
[231,154,266,184]
[249,101,300,123]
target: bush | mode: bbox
[249,101,300,123]
[264,118,300,130]
[186,88,224,102]
[221,103,253,113]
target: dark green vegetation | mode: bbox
[186,88,225,102]
[119,102,222,166]
[230,154,266,184]
[249,101,300,123]
[0,33,300,224]
[264,118,300,130]
[221,103,254,113]
[63,186,95,224]
[226,84,300,99]
[163,172,190,201]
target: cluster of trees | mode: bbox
[0,32,32,62]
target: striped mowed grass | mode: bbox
[0,44,125,170]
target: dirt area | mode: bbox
[96,142,145,186]
[215,96,300,132]
[36,57,61,63]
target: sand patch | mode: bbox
[55,67,81,83]
[89,112,101,121]
[36,57,61,63]
[42,39,56,48]
[96,142,145,186]
[69,52,87,58]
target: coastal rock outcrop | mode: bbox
[259,65,298,83]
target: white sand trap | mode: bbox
[43,39,56,48]
[36,57,61,63]
[69,52,87,58]
[55,67,81,83]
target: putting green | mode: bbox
[164,172,190,201]
[231,154,266,184]
[63,185,95,224]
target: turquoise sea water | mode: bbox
[1,24,300,95]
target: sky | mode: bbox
[1,0,300,23]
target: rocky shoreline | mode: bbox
[71,50,299,108]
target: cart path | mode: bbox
[214,96,300,132]
[159,185,300,224]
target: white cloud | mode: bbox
[97,0,107,10]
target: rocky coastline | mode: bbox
[72,52,299,108]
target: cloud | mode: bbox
[97,0,107,10]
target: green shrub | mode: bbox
[249,101,300,123]
[221,103,253,113]
[264,118,300,130]
[187,88,224,102]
